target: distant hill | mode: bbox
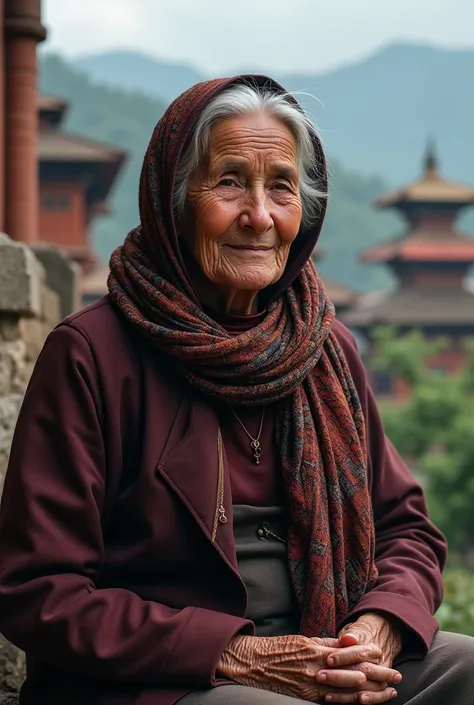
[72,42,474,186]
[74,50,204,105]
[39,54,402,292]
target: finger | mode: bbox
[339,632,360,648]
[358,680,388,692]
[340,663,401,685]
[324,687,397,703]
[317,669,367,689]
[358,663,402,685]
[324,691,363,703]
[327,644,383,667]
[357,687,398,703]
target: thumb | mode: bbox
[339,631,361,647]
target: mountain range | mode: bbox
[72,42,474,186]
[39,43,474,292]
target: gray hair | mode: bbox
[174,82,327,228]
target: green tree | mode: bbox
[373,328,474,633]
[373,328,474,560]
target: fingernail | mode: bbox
[391,690,398,699]
[394,673,402,683]
[360,696,369,704]
[318,672,327,681]
[327,657,335,666]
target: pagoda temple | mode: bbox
[38,94,126,274]
[342,143,474,396]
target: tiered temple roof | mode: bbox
[342,143,474,331]
[38,94,126,205]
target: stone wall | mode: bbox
[0,234,79,701]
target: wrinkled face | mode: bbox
[184,111,303,301]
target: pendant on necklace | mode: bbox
[251,439,261,464]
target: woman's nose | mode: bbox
[239,190,274,234]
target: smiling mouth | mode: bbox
[227,245,273,252]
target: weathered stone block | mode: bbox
[0,451,8,496]
[0,316,19,343]
[0,234,43,317]
[0,634,25,696]
[41,285,60,327]
[0,351,12,397]
[0,394,23,457]
[32,243,80,319]
[18,319,44,362]
[0,342,26,397]
[0,692,20,705]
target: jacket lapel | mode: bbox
[157,396,240,575]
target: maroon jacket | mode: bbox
[0,296,446,705]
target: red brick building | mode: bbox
[343,144,474,397]
[38,94,125,274]
[0,1,125,299]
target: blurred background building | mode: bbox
[342,145,474,396]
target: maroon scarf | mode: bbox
[108,75,377,637]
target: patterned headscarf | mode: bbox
[108,75,377,637]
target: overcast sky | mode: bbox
[42,0,473,74]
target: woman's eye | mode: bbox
[218,178,237,187]
[273,182,290,191]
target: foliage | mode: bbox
[437,569,474,636]
[39,54,401,292]
[374,328,474,560]
[374,329,474,633]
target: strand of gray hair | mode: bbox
[174,81,327,228]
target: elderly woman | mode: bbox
[0,75,472,705]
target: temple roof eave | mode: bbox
[38,130,127,203]
[360,230,474,264]
[342,287,474,328]
[38,129,126,163]
[376,187,474,209]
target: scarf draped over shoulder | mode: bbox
[108,74,377,637]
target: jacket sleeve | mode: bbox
[0,325,251,684]
[334,323,447,659]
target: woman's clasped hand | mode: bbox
[218,633,402,704]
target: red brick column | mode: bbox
[4,0,46,243]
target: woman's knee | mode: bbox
[179,684,311,705]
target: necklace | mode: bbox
[229,406,265,464]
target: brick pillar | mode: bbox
[4,0,46,243]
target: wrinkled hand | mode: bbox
[217,634,373,702]
[338,612,402,668]
[322,613,403,704]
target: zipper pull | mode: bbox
[257,522,286,544]
[218,505,227,524]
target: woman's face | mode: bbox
[184,111,303,314]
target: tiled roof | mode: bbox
[342,285,474,327]
[362,230,474,263]
[38,129,124,163]
[377,146,474,208]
